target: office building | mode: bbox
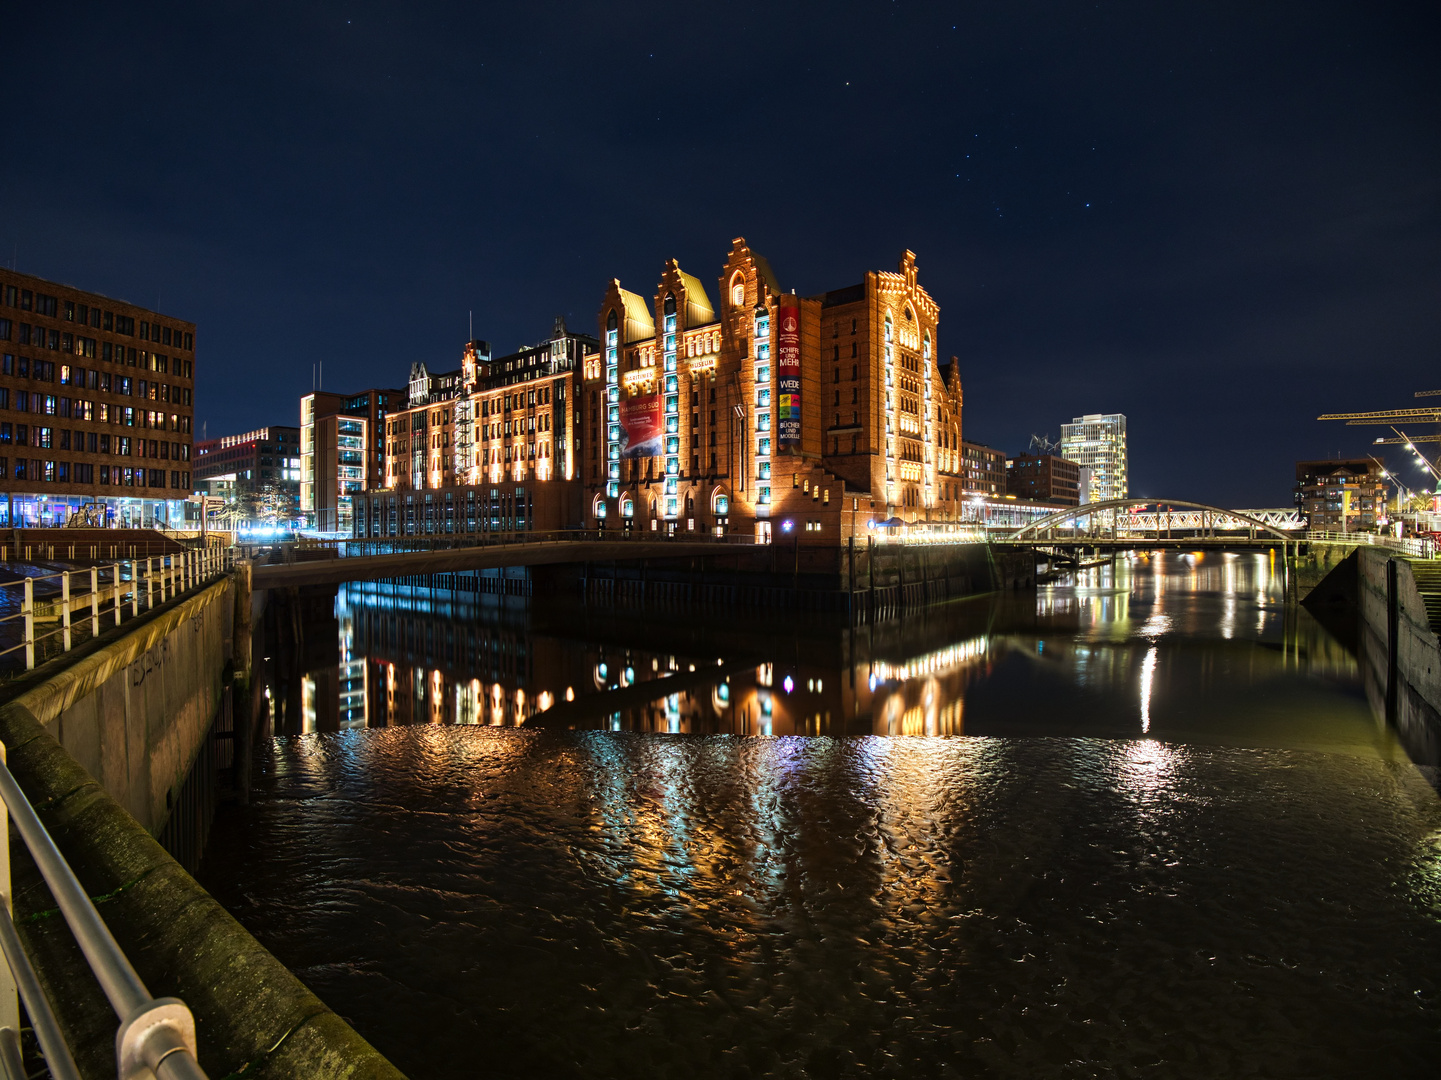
[1295,459,1385,531]
[0,269,196,527]
[1060,413,1127,502]
[300,387,404,532]
[193,425,301,523]
[960,441,1007,498]
[1006,452,1081,505]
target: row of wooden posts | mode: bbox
[3,546,233,671]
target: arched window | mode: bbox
[606,309,618,332]
[730,272,745,307]
[922,330,932,360]
[664,294,676,317]
[593,493,608,519]
[884,312,894,343]
[621,497,634,518]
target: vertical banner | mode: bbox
[619,393,663,459]
[776,303,801,449]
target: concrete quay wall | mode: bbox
[561,540,1033,614]
[1356,549,1441,775]
[0,575,408,1079]
[7,577,234,832]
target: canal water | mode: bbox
[200,552,1441,1078]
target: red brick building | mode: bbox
[584,239,965,543]
[960,441,1007,498]
[1006,452,1081,505]
[354,319,595,536]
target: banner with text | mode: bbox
[776,303,801,449]
[620,393,663,459]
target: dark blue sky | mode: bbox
[4,2,1437,506]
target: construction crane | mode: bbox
[1318,389,1441,424]
[1318,390,1441,504]
[1317,407,1441,425]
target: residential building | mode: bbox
[300,387,404,532]
[1060,413,1128,502]
[0,268,196,527]
[1006,452,1081,505]
[1295,459,1386,531]
[960,441,1007,498]
[193,425,301,523]
[583,239,965,542]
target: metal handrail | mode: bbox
[0,548,237,672]
[1303,529,1435,556]
[0,746,208,1079]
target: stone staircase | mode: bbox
[1410,558,1441,634]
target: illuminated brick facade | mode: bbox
[584,239,965,542]
[355,320,594,536]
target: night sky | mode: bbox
[4,2,1437,507]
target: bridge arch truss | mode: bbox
[1005,499,1302,542]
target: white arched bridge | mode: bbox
[1005,499,1304,542]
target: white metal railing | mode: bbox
[1304,530,1436,558]
[0,742,210,1079]
[0,548,237,672]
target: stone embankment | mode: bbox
[0,572,407,1079]
[1355,550,1441,778]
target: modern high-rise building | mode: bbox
[300,387,404,532]
[1060,413,1127,502]
[0,269,196,527]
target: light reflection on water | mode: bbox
[263,551,1392,758]
[205,550,1441,1079]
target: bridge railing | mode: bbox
[1304,530,1436,558]
[0,742,210,1080]
[0,548,236,673]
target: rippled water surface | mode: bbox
[202,553,1441,1078]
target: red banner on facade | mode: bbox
[776,303,801,449]
[620,393,663,459]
